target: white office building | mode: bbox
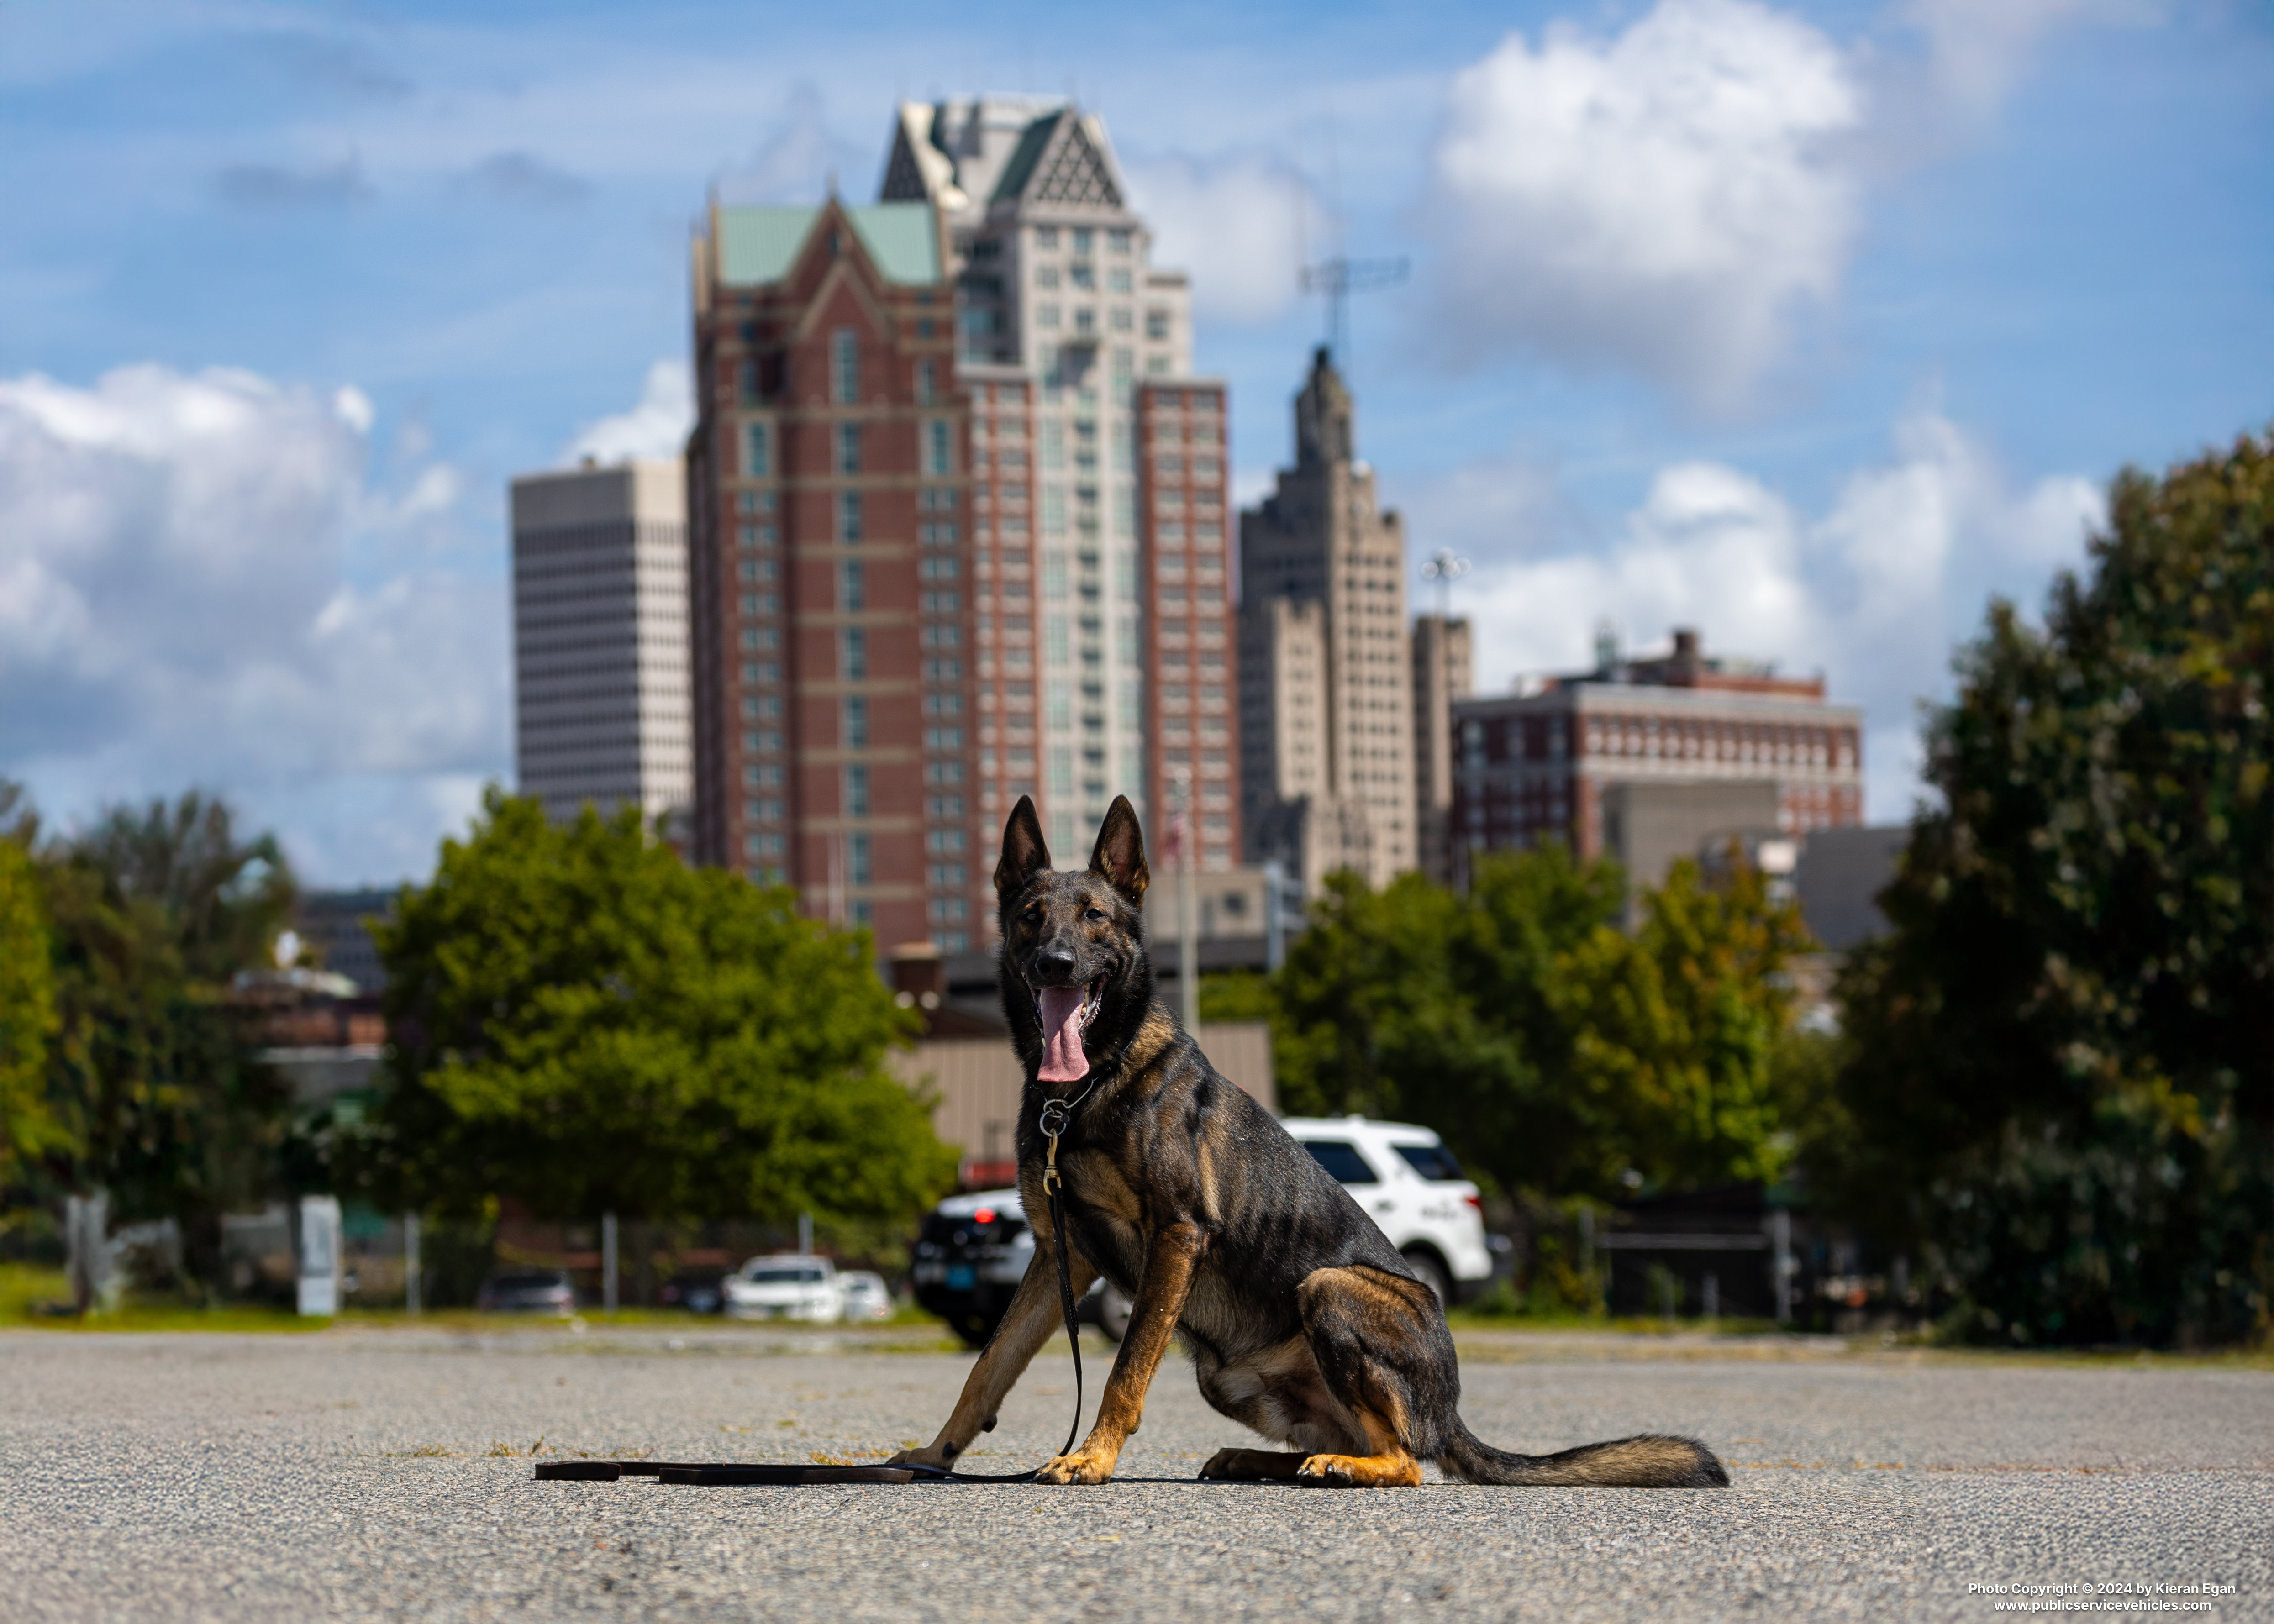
[510,459,693,829]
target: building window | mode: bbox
[846,763,870,817]
[1042,551,1069,601]
[837,421,862,474]
[1072,228,1093,257]
[1041,420,1065,472]
[1042,485,1067,534]
[915,358,937,405]
[744,833,785,859]
[838,491,863,542]
[845,695,869,749]
[841,560,865,611]
[926,828,967,855]
[842,626,867,678]
[1037,303,1062,329]
[1146,355,1170,376]
[924,725,963,749]
[848,832,872,886]
[1046,615,1071,666]
[926,419,953,477]
[1146,309,1169,340]
[1049,747,1074,797]
[1034,226,1058,250]
[745,420,771,478]
[831,329,859,404]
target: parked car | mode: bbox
[1277,1116,1495,1306]
[658,1269,726,1315]
[475,1268,576,1315]
[722,1255,842,1322]
[910,1188,1132,1347]
[837,1270,894,1322]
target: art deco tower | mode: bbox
[1237,350,1416,892]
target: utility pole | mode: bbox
[601,1212,618,1316]
[1172,766,1200,1033]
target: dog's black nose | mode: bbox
[1033,949,1077,984]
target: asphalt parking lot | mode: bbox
[0,1324,2265,1623]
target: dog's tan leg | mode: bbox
[1034,1220,1205,1485]
[887,1240,1097,1473]
[1197,1448,1310,1481]
[1296,1403,1425,1488]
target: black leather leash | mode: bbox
[898,1078,1098,1482]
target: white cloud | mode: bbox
[562,358,692,467]
[0,364,507,883]
[1900,0,2103,118]
[1442,414,2102,820]
[1123,154,1314,324]
[1422,0,1863,410]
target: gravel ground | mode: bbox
[0,1324,2265,1623]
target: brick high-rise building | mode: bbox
[1237,349,1415,893]
[686,100,1238,957]
[1448,627,1866,890]
[687,198,982,946]
[510,459,692,830]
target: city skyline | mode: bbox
[2,1,2267,884]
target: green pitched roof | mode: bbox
[715,202,940,288]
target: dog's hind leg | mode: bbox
[1294,1403,1424,1488]
[1284,1264,1454,1489]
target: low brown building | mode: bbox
[1450,627,1866,888]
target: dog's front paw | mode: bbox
[887,1442,955,1472]
[1035,1445,1117,1485]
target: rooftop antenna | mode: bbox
[1421,548,1469,620]
[1300,256,1409,365]
[1295,109,1408,367]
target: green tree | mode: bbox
[351,791,955,1225]
[40,793,297,1284]
[1833,432,2274,1346]
[1266,844,1811,1202]
[0,832,67,1196]
[1553,857,1814,1192]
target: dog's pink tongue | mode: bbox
[1037,987,1090,1082]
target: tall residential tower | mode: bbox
[686,100,1238,957]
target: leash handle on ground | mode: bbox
[543,1103,1093,1488]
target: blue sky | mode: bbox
[2,0,2269,885]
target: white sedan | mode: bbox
[721,1255,842,1322]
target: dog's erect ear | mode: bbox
[1087,795,1149,905]
[995,796,1052,897]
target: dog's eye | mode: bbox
[1022,906,1043,925]
[1084,907,1107,923]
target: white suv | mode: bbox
[1278,1116,1494,1307]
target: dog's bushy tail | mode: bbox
[1441,1424,1728,1487]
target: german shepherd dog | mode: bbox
[889,796,1727,1489]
